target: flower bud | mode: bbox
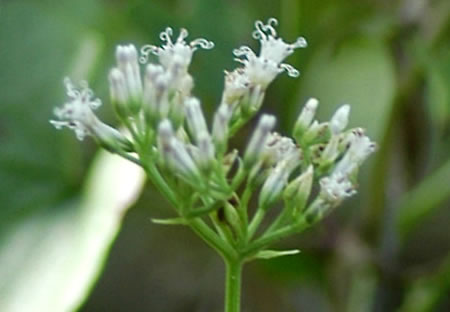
[283,165,313,215]
[154,74,171,119]
[244,114,276,167]
[293,98,319,142]
[115,45,143,114]
[157,120,202,185]
[258,161,290,210]
[317,136,340,170]
[109,68,129,118]
[302,121,330,145]
[223,202,242,235]
[212,104,232,155]
[143,63,165,124]
[184,97,208,142]
[196,131,215,172]
[329,104,350,135]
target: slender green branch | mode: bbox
[210,211,236,247]
[247,209,265,240]
[188,218,237,260]
[243,219,310,259]
[237,186,252,240]
[231,164,247,191]
[143,163,179,208]
[144,162,236,259]
[265,202,293,234]
[229,115,251,137]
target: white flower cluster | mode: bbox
[51,18,375,226]
[292,101,376,222]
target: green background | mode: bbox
[0,0,449,311]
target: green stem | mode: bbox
[224,258,243,312]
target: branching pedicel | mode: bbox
[51,18,376,312]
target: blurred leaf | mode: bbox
[0,151,145,312]
[0,1,148,311]
[399,254,450,312]
[345,267,376,312]
[0,0,105,232]
[396,159,450,240]
[426,50,450,132]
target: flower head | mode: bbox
[140,27,214,70]
[222,68,250,105]
[262,132,301,171]
[319,172,356,204]
[330,104,350,135]
[333,128,376,176]
[233,18,307,88]
[51,78,102,140]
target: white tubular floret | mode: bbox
[184,97,209,142]
[212,104,232,154]
[109,68,129,114]
[196,131,215,171]
[116,45,142,100]
[258,160,290,209]
[293,97,319,139]
[329,104,350,135]
[244,114,276,167]
[158,119,201,182]
[143,64,165,122]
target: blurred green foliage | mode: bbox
[0,0,449,311]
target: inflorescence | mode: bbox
[51,18,376,259]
